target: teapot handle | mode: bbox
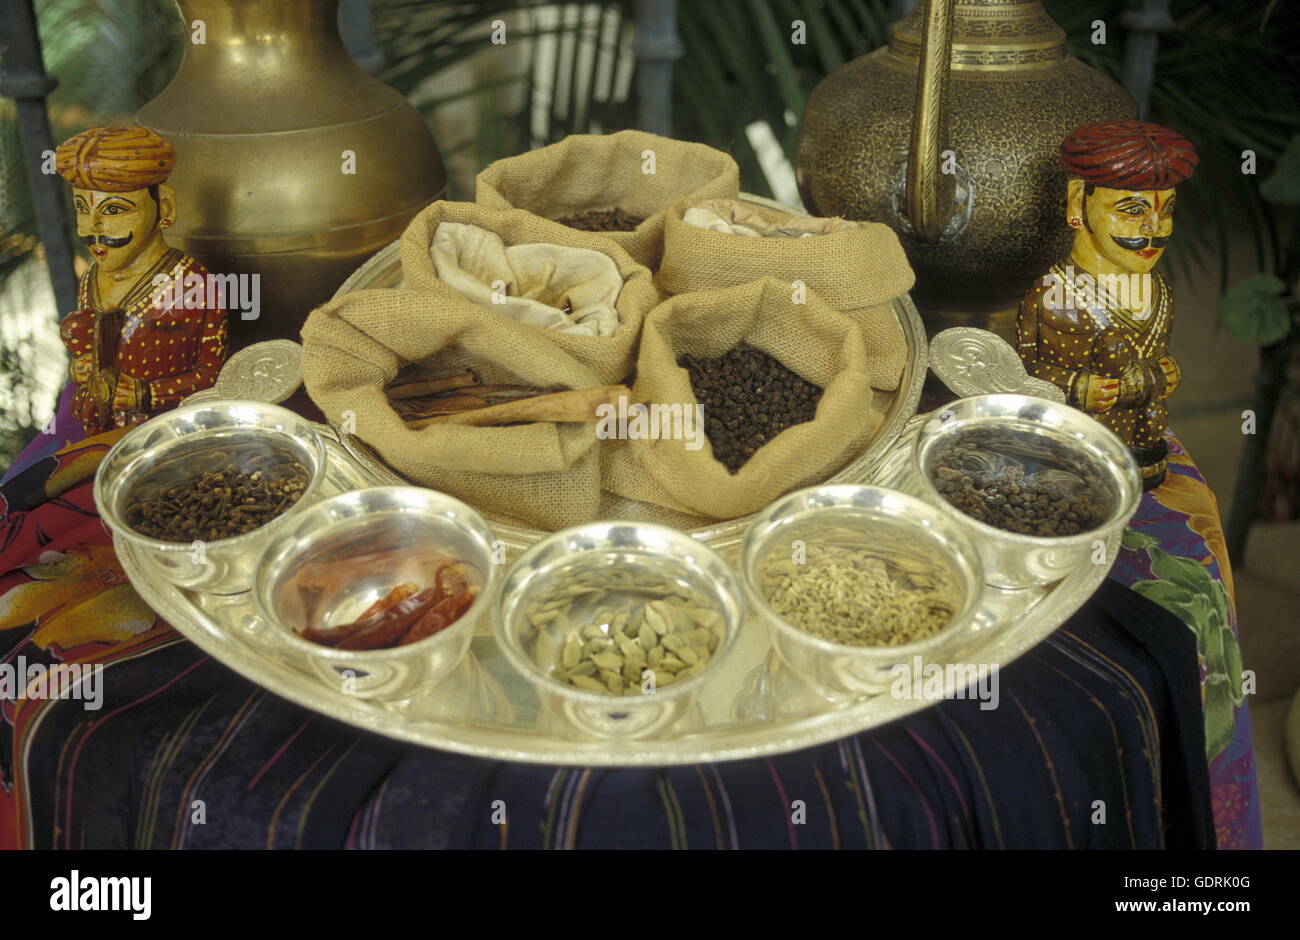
[906,0,956,242]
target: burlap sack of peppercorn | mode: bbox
[301,288,604,530]
[656,197,913,391]
[474,130,740,269]
[603,277,881,520]
[400,200,659,384]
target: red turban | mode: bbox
[1061,120,1198,191]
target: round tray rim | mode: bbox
[114,424,1115,767]
[116,196,1115,766]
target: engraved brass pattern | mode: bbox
[796,0,1135,339]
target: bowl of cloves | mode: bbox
[253,486,497,700]
[912,395,1142,589]
[95,400,328,594]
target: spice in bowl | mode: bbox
[528,572,726,695]
[680,343,822,473]
[297,560,480,651]
[553,208,645,232]
[760,544,956,647]
[929,433,1113,537]
[125,455,309,543]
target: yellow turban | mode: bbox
[55,124,176,192]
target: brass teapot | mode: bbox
[796,0,1135,341]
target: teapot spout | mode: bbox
[905,0,956,242]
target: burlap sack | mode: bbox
[656,197,914,390]
[301,288,604,530]
[401,201,658,384]
[474,130,740,268]
[431,223,622,337]
[605,277,881,520]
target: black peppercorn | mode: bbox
[553,208,645,231]
[678,343,823,473]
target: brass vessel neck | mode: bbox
[889,0,1066,72]
[175,0,349,62]
[145,0,398,132]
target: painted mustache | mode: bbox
[1110,234,1171,251]
[82,232,134,248]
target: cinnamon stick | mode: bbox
[387,370,479,400]
[407,385,631,429]
[465,385,551,399]
[395,393,497,417]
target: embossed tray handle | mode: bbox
[928,327,1065,402]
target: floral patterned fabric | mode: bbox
[1109,433,1261,849]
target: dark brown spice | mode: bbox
[930,435,1112,537]
[126,463,309,542]
[679,343,822,473]
[553,208,645,232]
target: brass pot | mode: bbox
[137,0,446,349]
[796,0,1135,342]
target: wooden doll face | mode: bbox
[73,185,173,273]
[1070,181,1177,274]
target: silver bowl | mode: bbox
[253,486,498,700]
[912,394,1142,589]
[95,400,328,594]
[493,522,746,739]
[741,484,984,700]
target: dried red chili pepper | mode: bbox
[397,587,477,646]
[433,562,472,600]
[322,585,442,650]
[298,561,482,650]
[301,616,367,647]
[356,581,418,621]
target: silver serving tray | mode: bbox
[115,197,1113,765]
[117,416,1115,766]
